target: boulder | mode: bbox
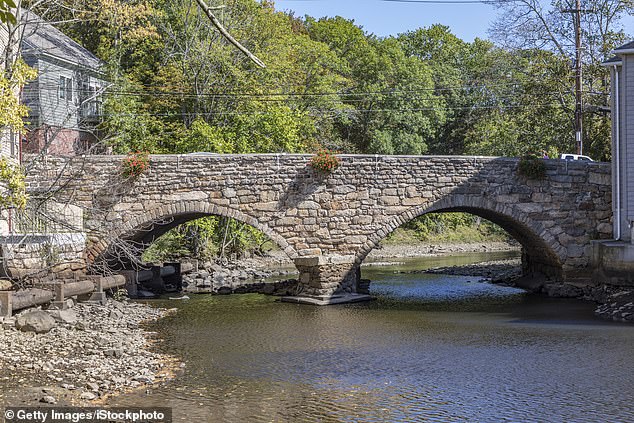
[48,309,79,325]
[80,391,97,400]
[16,310,57,334]
[40,395,56,404]
[109,309,124,320]
[216,286,232,295]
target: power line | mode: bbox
[83,103,571,118]
[30,81,527,98]
[31,83,570,104]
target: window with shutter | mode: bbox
[66,77,73,101]
[58,76,66,99]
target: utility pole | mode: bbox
[563,0,591,155]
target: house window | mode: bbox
[58,76,72,101]
[79,83,101,118]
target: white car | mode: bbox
[560,154,594,162]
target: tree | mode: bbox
[307,17,444,154]
[489,0,632,159]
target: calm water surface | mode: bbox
[114,253,634,422]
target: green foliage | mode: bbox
[0,60,37,131]
[517,153,547,180]
[0,0,16,24]
[0,158,26,209]
[306,18,442,154]
[385,212,510,244]
[142,216,271,263]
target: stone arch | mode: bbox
[357,195,565,279]
[86,201,299,266]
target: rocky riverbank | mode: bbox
[0,299,179,406]
[585,287,634,323]
[424,258,522,284]
[181,260,298,295]
[365,241,519,260]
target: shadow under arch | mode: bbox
[87,201,298,269]
[357,195,565,280]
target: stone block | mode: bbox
[345,235,367,244]
[402,197,425,206]
[589,172,610,186]
[328,255,356,265]
[298,201,320,210]
[222,188,237,198]
[379,196,400,206]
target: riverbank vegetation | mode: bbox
[142,212,511,263]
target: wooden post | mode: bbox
[87,275,106,305]
[0,291,12,317]
[50,283,67,310]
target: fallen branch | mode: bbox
[194,0,266,68]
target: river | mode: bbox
[113,252,634,422]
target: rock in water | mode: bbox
[16,310,57,334]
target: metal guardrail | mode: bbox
[13,205,49,233]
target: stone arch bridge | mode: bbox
[26,154,612,298]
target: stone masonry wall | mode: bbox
[24,154,612,295]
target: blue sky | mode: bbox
[275,0,510,41]
[274,0,634,43]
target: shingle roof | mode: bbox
[601,56,622,66]
[20,11,104,72]
[614,40,634,52]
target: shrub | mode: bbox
[121,151,149,177]
[517,153,546,179]
[0,157,27,209]
[308,150,340,173]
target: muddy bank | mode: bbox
[0,299,179,407]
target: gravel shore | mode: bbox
[366,241,519,260]
[0,299,179,407]
[240,241,519,269]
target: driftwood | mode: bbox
[0,275,127,317]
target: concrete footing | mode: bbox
[280,293,374,306]
[592,240,634,286]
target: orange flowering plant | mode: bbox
[308,150,340,173]
[121,151,150,177]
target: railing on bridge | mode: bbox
[13,204,49,233]
[12,200,82,234]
